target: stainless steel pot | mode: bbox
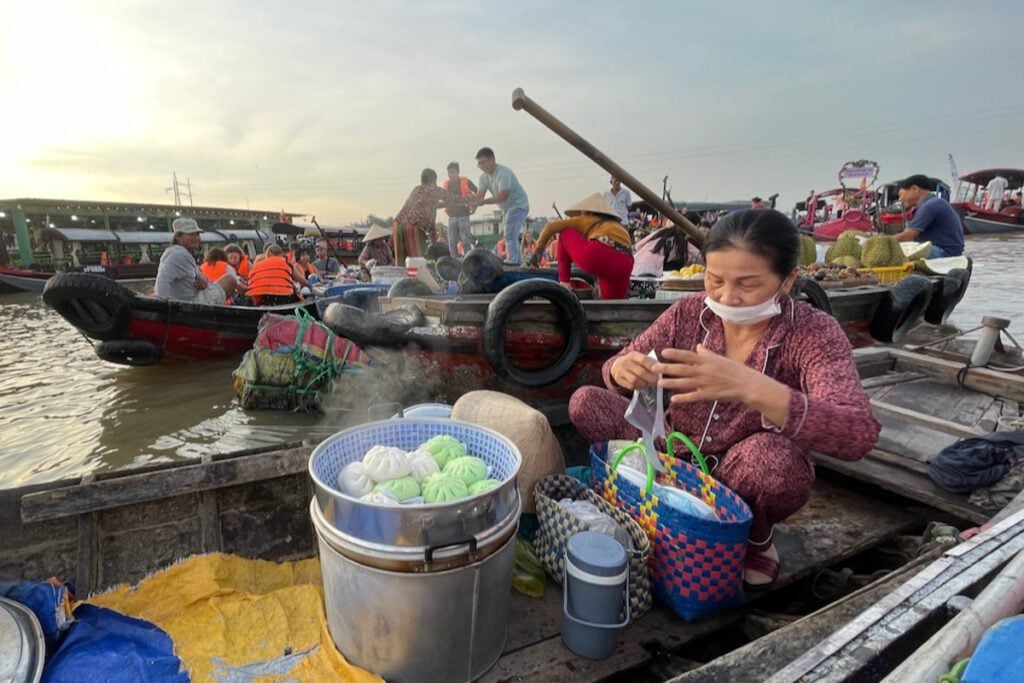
[314,518,517,683]
[310,497,520,572]
[308,418,522,548]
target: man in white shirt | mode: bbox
[603,176,632,226]
[985,175,1008,211]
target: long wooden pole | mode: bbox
[511,87,703,247]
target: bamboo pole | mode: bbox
[511,88,704,248]
[881,546,1024,682]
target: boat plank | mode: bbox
[870,399,984,439]
[814,456,989,524]
[860,371,927,390]
[879,378,995,428]
[874,413,958,465]
[21,445,314,523]
[889,349,1024,403]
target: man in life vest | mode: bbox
[246,244,299,306]
[443,161,478,257]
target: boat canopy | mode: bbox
[114,231,173,244]
[959,168,1024,187]
[210,229,267,243]
[41,227,119,242]
[271,222,306,236]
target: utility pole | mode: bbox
[165,172,195,207]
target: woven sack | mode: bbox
[533,474,653,621]
[451,390,563,513]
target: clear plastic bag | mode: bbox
[558,498,634,551]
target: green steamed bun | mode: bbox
[373,476,421,502]
[421,435,467,469]
[443,456,488,486]
[421,472,469,503]
[468,478,501,495]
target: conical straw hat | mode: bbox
[364,224,391,241]
[565,193,620,220]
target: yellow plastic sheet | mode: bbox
[89,553,382,683]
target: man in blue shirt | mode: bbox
[893,174,965,257]
[468,147,530,265]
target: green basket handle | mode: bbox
[666,431,710,475]
[611,442,656,496]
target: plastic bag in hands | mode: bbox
[624,350,668,473]
[558,498,634,550]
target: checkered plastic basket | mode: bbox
[533,474,653,621]
[591,438,752,621]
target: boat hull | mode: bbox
[963,214,1024,235]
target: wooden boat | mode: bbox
[3,345,1023,681]
[952,168,1024,235]
[41,272,318,365]
[321,270,970,405]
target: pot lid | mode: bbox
[0,597,45,683]
[567,531,627,577]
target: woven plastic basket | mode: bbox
[861,262,914,285]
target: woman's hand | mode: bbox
[653,344,762,404]
[610,351,659,391]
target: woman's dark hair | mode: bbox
[421,168,437,184]
[701,209,799,279]
[204,246,228,264]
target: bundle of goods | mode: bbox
[232,309,370,412]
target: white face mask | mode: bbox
[704,290,783,326]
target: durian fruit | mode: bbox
[833,255,861,269]
[826,232,862,263]
[799,235,817,266]
[861,235,907,268]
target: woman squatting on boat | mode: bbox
[568,208,881,585]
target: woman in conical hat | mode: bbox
[358,223,395,268]
[529,193,634,299]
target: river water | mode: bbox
[1,235,1023,489]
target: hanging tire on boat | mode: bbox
[435,255,462,282]
[425,242,452,261]
[924,266,971,325]
[321,302,425,348]
[792,277,833,316]
[869,275,933,343]
[388,278,433,298]
[95,339,162,366]
[483,278,588,387]
[42,272,133,341]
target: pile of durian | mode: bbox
[821,231,908,270]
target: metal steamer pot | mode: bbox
[310,496,520,572]
[312,498,520,683]
[308,418,522,549]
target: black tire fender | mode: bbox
[483,278,588,387]
[321,302,425,348]
[870,274,933,343]
[388,278,433,298]
[42,272,133,341]
[435,255,462,282]
[96,339,162,366]
[792,277,833,316]
[425,242,451,261]
[924,264,971,325]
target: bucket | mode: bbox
[314,507,517,682]
[561,531,629,659]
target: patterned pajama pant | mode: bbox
[569,385,814,542]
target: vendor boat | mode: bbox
[951,168,1024,235]
[3,341,1023,682]
[41,272,318,365]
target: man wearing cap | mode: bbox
[443,162,478,257]
[892,175,965,258]
[358,224,395,268]
[155,218,237,304]
[467,147,530,265]
[528,194,634,299]
[313,242,341,276]
[603,176,632,226]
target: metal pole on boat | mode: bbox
[511,88,704,248]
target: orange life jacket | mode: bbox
[236,255,251,278]
[200,261,229,281]
[443,177,472,196]
[247,255,295,298]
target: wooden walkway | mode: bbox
[483,478,920,682]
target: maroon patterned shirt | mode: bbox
[395,185,443,230]
[602,293,880,461]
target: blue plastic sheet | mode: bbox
[43,604,188,683]
[0,580,69,648]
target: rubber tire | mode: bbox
[321,303,425,348]
[96,339,162,366]
[42,272,133,341]
[483,278,588,387]
[388,278,433,298]
[792,277,833,316]
[435,255,462,282]
[924,265,971,325]
[425,242,451,261]
[462,248,504,285]
[870,274,933,343]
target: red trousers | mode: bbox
[568,385,814,542]
[557,230,633,300]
